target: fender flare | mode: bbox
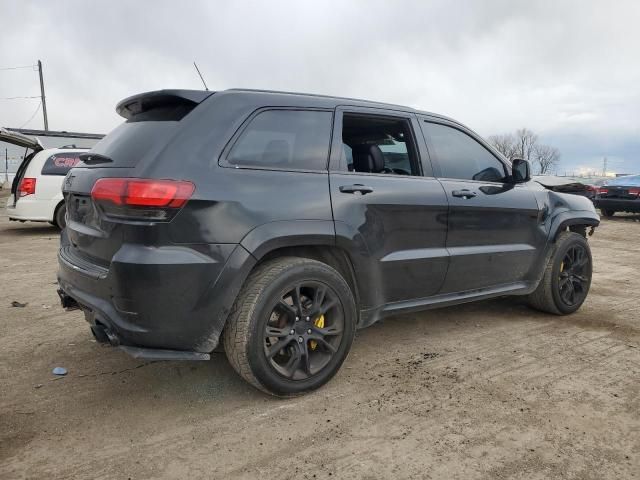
[548,209,600,242]
[240,219,379,312]
[240,220,337,260]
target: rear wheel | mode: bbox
[601,209,615,217]
[223,257,356,396]
[527,232,592,315]
[54,202,67,229]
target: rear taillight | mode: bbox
[91,178,195,221]
[598,187,608,195]
[629,188,640,196]
[18,177,36,197]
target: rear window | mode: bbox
[225,110,333,171]
[83,121,178,168]
[41,152,83,175]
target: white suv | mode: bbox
[2,128,87,229]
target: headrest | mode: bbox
[352,144,385,173]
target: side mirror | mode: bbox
[511,158,531,183]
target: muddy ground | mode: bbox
[1,191,639,479]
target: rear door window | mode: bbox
[340,113,420,176]
[41,152,83,175]
[225,110,333,171]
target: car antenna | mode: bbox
[193,62,209,91]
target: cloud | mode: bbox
[1,0,639,171]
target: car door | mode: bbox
[329,106,449,308]
[420,117,546,294]
[420,118,545,293]
[0,128,43,206]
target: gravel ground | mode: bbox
[1,191,639,479]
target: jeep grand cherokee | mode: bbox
[57,89,599,396]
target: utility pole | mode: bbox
[5,148,8,184]
[602,157,608,177]
[38,60,49,131]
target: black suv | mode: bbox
[57,89,599,396]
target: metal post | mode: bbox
[5,148,8,184]
[38,60,49,131]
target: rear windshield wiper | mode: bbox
[79,153,113,165]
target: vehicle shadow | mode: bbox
[0,223,60,237]
[56,296,536,409]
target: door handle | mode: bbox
[339,184,374,195]
[451,189,477,199]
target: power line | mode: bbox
[0,95,41,100]
[0,64,37,71]
[18,101,42,129]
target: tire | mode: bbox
[223,257,357,396]
[527,231,593,315]
[54,202,67,229]
[601,209,615,217]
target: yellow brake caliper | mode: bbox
[310,314,325,350]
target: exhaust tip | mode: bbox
[91,323,120,346]
[90,324,109,344]
[57,288,80,311]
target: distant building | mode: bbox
[2,128,104,184]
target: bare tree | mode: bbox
[533,144,560,174]
[515,128,538,162]
[488,127,561,174]
[488,133,517,160]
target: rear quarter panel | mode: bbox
[141,91,337,246]
[22,151,64,220]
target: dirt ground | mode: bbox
[0,191,638,480]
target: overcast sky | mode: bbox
[1,0,639,174]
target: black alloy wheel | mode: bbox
[527,231,593,315]
[557,244,590,308]
[223,257,356,396]
[264,281,344,380]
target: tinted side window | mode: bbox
[340,114,419,176]
[422,122,506,182]
[227,110,332,170]
[41,152,83,176]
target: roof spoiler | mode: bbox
[115,89,214,120]
[0,127,43,151]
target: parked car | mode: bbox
[1,128,87,228]
[533,176,599,200]
[57,89,600,396]
[594,174,640,216]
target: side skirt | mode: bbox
[358,281,534,329]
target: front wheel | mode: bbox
[527,232,593,315]
[601,209,615,217]
[223,257,356,396]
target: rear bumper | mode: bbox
[6,195,56,222]
[593,198,640,212]
[57,237,256,353]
